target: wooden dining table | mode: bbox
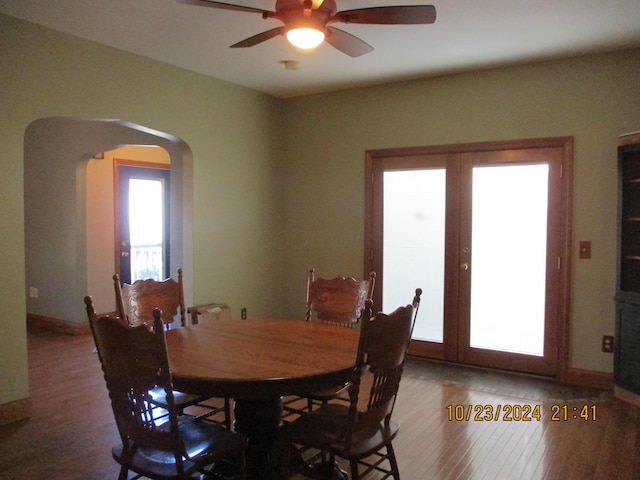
[165,318,359,448]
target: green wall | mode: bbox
[0,14,282,405]
[279,50,640,373]
[2,11,640,408]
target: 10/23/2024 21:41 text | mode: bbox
[445,404,597,422]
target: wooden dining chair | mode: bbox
[278,288,421,480]
[113,269,187,329]
[84,296,247,480]
[283,268,376,417]
[113,269,232,428]
[305,268,376,327]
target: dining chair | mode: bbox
[84,296,247,480]
[113,269,187,329]
[278,288,422,480]
[305,268,376,327]
[113,270,232,428]
[283,268,376,417]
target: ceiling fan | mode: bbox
[178,0,436,57]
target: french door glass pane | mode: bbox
[470,164,548,356]
[383,169,446,342]
[129,178,164,281]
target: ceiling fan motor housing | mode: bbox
[275,0,337,33]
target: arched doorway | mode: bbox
[24,117,194,329]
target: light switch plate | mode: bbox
[579,241,591,259]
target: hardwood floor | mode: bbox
[2,326,640,479]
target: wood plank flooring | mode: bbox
[1,325,640,479]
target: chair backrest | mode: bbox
[305,268,376,327]
[114,268,186,328]
[84,296,185,462]
[344,288,421,448]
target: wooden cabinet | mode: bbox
[615,131,640,403]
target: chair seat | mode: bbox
[306,368,372,406]
[303,383,350,402]
[149,387,206,409]
[112,415,247,479]
[149,388,230,426]
[284,403,399,458]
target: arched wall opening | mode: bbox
[24,117,194,328]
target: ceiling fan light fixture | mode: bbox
[286,27,325,49]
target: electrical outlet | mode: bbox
[241,308,247,320]
[602,335,614,353]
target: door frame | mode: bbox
[113,158,171,283]
[364,137,573,381]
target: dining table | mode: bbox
[164,317,360,477]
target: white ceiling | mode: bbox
[2,0,640,98]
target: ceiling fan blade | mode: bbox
[230,27,285,48]
[333,5,436,25]
[325,26,373,58]
[177,0,273,16]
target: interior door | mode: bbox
[366,138,572,377]
[114,160,170,284]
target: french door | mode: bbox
[365,138,573,377]
[114,159,170,284]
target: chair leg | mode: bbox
[238,448,247,480]
[349,459,360,480]
[272,432,291,480]
[386,443,400,480]
[224,397,232,429]
[118,465,128,480]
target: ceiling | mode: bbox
[2,0,640,98]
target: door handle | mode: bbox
[121,251,129,257]
[460,262,470,271]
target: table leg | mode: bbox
[233,397,283,479]
[233,397,283,443]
